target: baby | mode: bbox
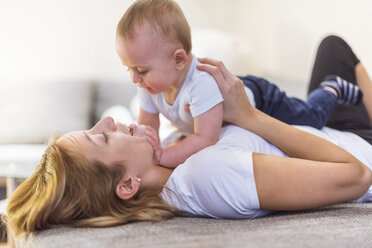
[115,0,362,168]
[115,0,224,168]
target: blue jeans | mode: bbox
[239,75,337,129]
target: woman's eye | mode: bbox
[102,132,108,143]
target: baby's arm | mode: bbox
[147,103,223,168]
[138,108,160,132]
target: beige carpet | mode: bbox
[16,203,372,248]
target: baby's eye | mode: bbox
[137,68,148,75]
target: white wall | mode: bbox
[0,0,237,83]
[234,0,372,97]
[1,0,371,98]
[0,0,133,82]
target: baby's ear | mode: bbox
[173,48,188,69]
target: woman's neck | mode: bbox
[142,164,173,192]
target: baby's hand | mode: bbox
[145,125,162,165]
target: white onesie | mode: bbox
[139,55,255,134]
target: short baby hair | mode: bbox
[116,0,192,54]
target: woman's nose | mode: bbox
[101,116,117,132]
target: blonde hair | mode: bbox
[116,0,192,54]
[4,137,176,237]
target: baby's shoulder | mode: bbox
[184,68,219,95]
[191,67,216,84]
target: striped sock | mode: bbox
[320,75,363,104]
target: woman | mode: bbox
[5,36,372,237]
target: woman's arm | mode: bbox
[249,109,370,210]
[253,153,369,210]
[234,98,370,210]
[197,58,372,210]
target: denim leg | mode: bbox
[240,75,337,129]
[305,89,338,128]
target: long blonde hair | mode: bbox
[116,0,192,54]
[4,137,175,237]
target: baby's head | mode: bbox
[116,0,192,94]
[117,0,191,54]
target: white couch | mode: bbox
[0,79,138,200]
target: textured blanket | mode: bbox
[16,203,372,248]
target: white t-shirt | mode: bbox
[139,56,255,134]
[161,125,372,219]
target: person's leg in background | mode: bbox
[309,35,372,144]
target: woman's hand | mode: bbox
[196,57,254,126]
[145,125,162,165]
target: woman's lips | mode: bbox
[129,124,136,136]
[128,124,147,137]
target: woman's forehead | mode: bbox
[60,131,105,161]
[58,131,87,149]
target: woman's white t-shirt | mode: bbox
[160,125,372,218]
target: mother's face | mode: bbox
[61,116,154,176]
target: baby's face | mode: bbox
[116,24,179,94]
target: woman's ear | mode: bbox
[115,177,140,200]
[173,48,188,70]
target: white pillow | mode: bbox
[0,80,92,144]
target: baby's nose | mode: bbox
[131,71,143,84]
[134,80,145,88]
[132,77,142,85]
